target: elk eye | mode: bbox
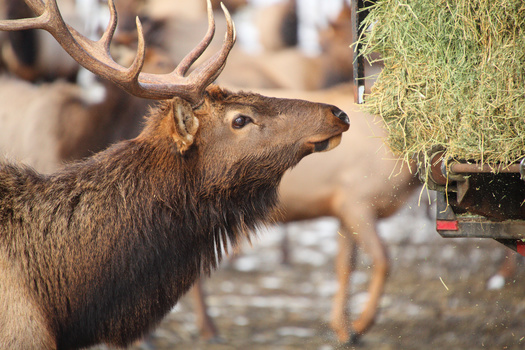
[232,115,252,129]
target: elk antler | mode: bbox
[0,0,236,107]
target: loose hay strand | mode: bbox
[358,0,525,182]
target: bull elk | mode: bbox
[0,0,349,348]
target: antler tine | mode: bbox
[100,0,118,52]
[0,16,43,31]
[174,0,216,76]
[123,17,146,82]
[124,1,237,106]
[0,0,145,88]
[183,2,237,102]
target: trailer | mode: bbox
[426,151,525,255]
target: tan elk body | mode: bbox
[144,0,351,91]
[276,85,418,342]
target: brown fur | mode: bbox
[0,85,348,349]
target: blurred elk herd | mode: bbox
[0,0,450,347]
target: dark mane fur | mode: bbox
[0,101,288,347]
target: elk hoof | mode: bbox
[339,332,361,348]
[206,336,226,344]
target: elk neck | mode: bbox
[0,98,288,346]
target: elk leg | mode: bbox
[190,278,220,340]
[330,213,389,343]
[349,220,389,337]
[497,250,517,279]
[281,225,291,266]
[330,227,358,343]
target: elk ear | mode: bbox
[168,97,199,153]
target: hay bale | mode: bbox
[359,0,525,177]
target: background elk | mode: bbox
[251,0,297,52]
[0,74,149,172]
[0,0,173,83]
[0,0,170,172]
[274,84,419,344]
[0,0,79,81]
[147,0,246,21]
[215,0,353,90]
[0,1,349,349]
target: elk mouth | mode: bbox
[311,134,342,153]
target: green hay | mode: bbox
[358,0,525,178]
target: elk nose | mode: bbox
[331,107,350,126]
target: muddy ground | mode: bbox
[96,193,525,350]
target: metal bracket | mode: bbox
[435,191,525,255]
[351,0,367,104]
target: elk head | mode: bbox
[0,0,349,184]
